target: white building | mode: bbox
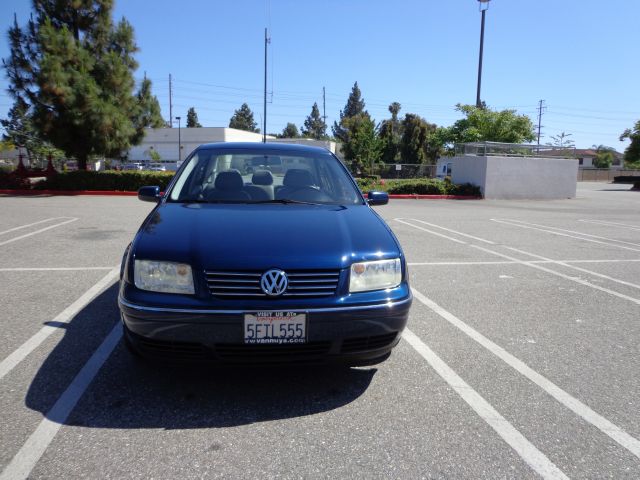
[125,127,336,170]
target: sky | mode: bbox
[0,0,638,151]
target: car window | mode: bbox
[168,148,363,205]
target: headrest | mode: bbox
[252,170,274,186]
[283,169,313,188]
[214,170,244,190]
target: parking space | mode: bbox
[1,183,639,478]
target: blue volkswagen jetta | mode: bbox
[118,143,412,365]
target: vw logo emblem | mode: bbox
[260,269,288,296]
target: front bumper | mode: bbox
[118,294,412,365]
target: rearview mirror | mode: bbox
[367,191,389,206]
[138,186,161,203]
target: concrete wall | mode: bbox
[451,155,578,199]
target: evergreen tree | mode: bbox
[229,103,258,132]
[3,1,157,169]
[379,102,402,163]
[400,114,439,164]
[332,82,366,142]
[186,107,202,128]
[301,102,326,139]
[280,123,299,138]
[131,76,165,143]
[620,120,640,167]
[0,97,37,163]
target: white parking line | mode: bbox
[410,288,640,461]
[0,218,67,236]
[408,259,640,266]
[0,323,122,480]
[402,328,568,479]
[397,218,496,244]
[0,267,119,381]
[503,246,640,291]
[0,267,114,272]
[394,219,467,244]
[491,219,640,253]
[579,219,640,232]
[0,218,79,247]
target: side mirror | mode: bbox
[138,185,161,203]
[367,191,389,206]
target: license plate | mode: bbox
[244,311,307,344]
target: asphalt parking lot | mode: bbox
[1,182,639,479]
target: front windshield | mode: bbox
[168,148,363,205]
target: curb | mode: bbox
[1,189,482,200]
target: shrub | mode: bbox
[386,179,448,195]
[35,171,175,191]
[0,170,31,189]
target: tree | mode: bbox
[332,82,366,142]
[547,131,575,149]
[400,114,439,164]
[280,122,299,138]
[379,102,402,163]
[229,103,258,132]
[301,102,326,139]
[131,76,165,143]
[443,104,536,146]
[345,115,383,175]
[0,97,37,162]
[592,145,615,169]
[620,120,640,168]
[186,107,202,128]
[2,2,160,170]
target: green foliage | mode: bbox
[229,103,258,132]
[354,177,481,196]
[279,122,299,138]
[332,82,366,142]
[443,104,536,146]
[400,114,442,164]
[0,170,30,189]
[592,145,615,168]
[149,149,161,162]
[547,131,575,149]
[3,2,160,170]
[186,107,202,128]
[341,114,382,173]
[301,102,326,139]
[379,102,402,164]
[620,120,640,167]
[35,170,175,191]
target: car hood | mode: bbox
[133,203,401,271]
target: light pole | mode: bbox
[175,116,181,163]
[476,0,491,108]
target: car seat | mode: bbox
[244,170,274,201]
[205,170,250,201]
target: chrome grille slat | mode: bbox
[204,269,340,298]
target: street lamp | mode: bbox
[476,0,491,108]
[175,116,181,163]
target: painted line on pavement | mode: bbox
[0,218,66,236]
[491,219,640,253]
[0,267,114,272]
[408,259,640,266]
[503,246,640,291]
[0,323,122,480]
[579,219,640,232]
[402,328,568,479]
[394,218,467,244]
[397,218,496,244]
[0,267,119,381]
[0,218,79,247]
[400,218,640,305]
[410,287,640,461]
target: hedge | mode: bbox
[34,170,175,191]
[356,177,481,197]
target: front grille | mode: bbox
[341,332,398,353]
[205,270,341,298]
[136,337,208,360]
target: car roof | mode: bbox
[196,142,331,155]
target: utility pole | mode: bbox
[263,28,270,143]
[169,74,173,128]
[322,87,327,130]
[536,99,546,148]
[476,0,491,108]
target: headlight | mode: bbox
[134,260,195,294]
[349,258,402,293]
